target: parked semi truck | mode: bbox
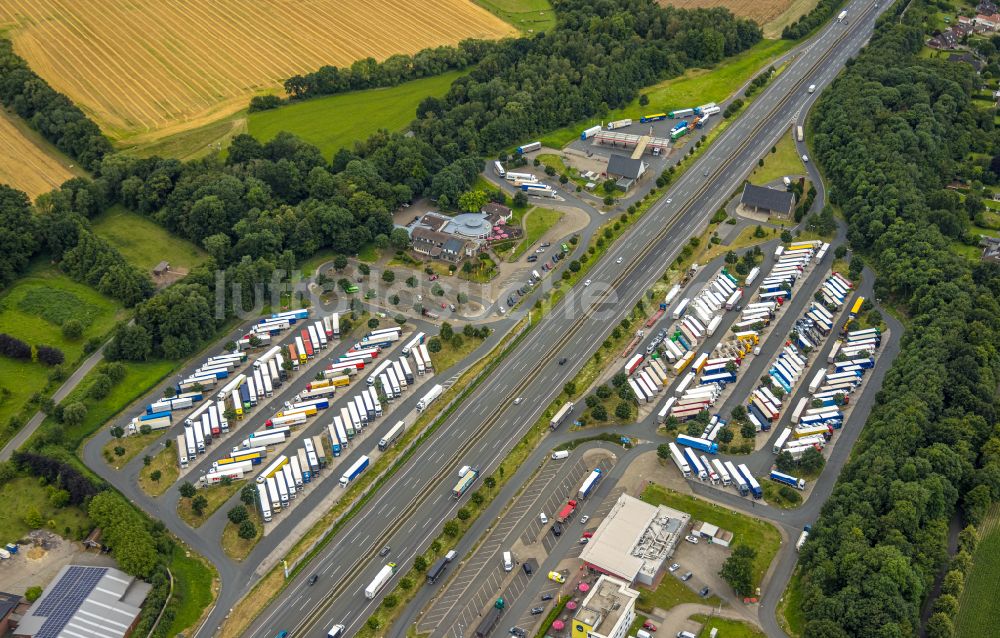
[365,562,397,599]
[770,469,806,490]
[578,469,602,499]
[416,384,443,412]
[556,499,578,523]
[549,402,575,430]
[340,455,370,487]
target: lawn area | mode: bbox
[955,504,1000,637]
[539,38,794,149]
[748,130,802,184]
[636,569,718,613]
[0,263,125,441]
[472,0,555,32]
[0,476,91,541]
[693,614,766,638]
[778,568,806,637]
[221,508,264,561]
[510,207,563,260]
[46,359,176,453]
[457,255,499,283]
[642,484,781,590]
[103,430,160,466]
[249,71,466,158]
[177,481,244,528]
[123,115,246,161]
[91,205,209,272]
[138,445,181,497]
[427,332,489,374]
[164,545,217,638]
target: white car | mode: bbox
[802,154,809,162]
[498,306,506,315]
[584,279,592,286]
[685,535,700,544]
[615,257,623,264]
[514,397,523,405]
[668,563,680,573]
[666,198,672,204]
[579,515,590,525]
[536,248,546,253]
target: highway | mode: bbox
[241,2,890,637]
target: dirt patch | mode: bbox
[0,109,80,199]
[658,0,803,28]
[0,534,116,595]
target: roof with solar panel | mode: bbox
[15,565,151,638]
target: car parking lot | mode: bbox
[419,452,615,638]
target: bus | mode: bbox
[493,161,505,177]
[796,125,804,142]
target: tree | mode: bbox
[367,617,381,631]
[926,613,954,638]
[414,556,428,572]
[614,401,631,420]
[333,254,348,270]
[62,319,83,340]
[483,476,496,491]
[390,228,411,250]
[399,577,413,591]
[933,594,959,619]
[471,491,484,506]
[941,570,964,598]
[25,586,42,602]
[241,484,256,506]
[23,506,44,528]
[382,269,395,283]
[406,275,418,288]
[719,544,756,596]
[228,505,249,524]
[150,470,162,482]
[110,425,124,439]
[443,520,459,537]
[513,191,528,208]
[368,318,379,329]
[191,495,208,516]
[657,444,671,460]
[799,447,825,474]
[591,404,608,421]
[238,520,257,539]
[88,373,112,399]
[458,190,489,213]
[383,594,398,609]
[179,481,196,498]
[62,402,87,426]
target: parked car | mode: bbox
[582,531,593,538]
[541,594,553,601]
[527,255,538,262]
[579,515,590,525]
[539,512,548,524]
[668,563,680,573]
[541,242,551,248]
[429,274,439,281]
[523,562,534,576]
[699,587,711,597]
[531,607,544,616]
[643,621,658,631]
[552,522,563,536]
[685,535,700,544]
[681,572,693,582]
[579,537,589,545]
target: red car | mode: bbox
[642,622,657,632]
[429,274,439,281]
[582,531,593,538]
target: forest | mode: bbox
[797,3,1000,637]
[0,0,763,362]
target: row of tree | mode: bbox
[265,39,497,107]
[0,39,112,170]
[797,2,1000,637]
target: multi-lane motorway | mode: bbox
[239,2,890,637]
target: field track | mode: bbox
[658,0,808,29]
[0,109,77,199]
[0,0,514,143]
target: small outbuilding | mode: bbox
[739,183,795,219]
[152,261,170,276]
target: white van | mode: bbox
[503,551,513,572]
[328,624,346,638]
[638,631,653,638]
[675,632,696,638]
[539,512,548,524]
[551,450,570,460]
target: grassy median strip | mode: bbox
[219,319,532,638]
[138,444,180,497]
[177,481,242,528]
[222,508,264,562]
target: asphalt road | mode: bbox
[241,3,892,637]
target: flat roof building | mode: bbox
[579,493,690,585]
[570,575,640,638]
[14,565,151,638]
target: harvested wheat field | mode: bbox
[659,0,816,32]
[0,109,79,199]
[0,0,515,144]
